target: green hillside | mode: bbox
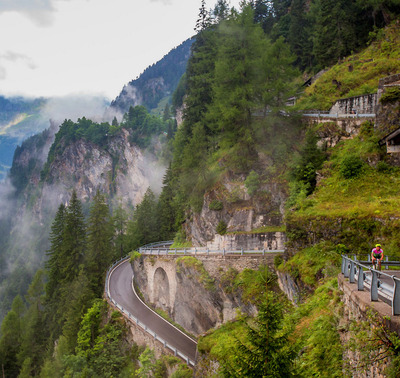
[296,22,400,110]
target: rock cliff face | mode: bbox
[9,124,164,225]
[184,175,287,247]
[42,128,158,207]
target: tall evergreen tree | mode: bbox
[112,204,128,260]
[158,164,178,240]
[195,0,211,32]
[287,0,313,70]
[126,188,159,250]
[18,270,47,376]
[86,190,113,295]
[311,0,360,69]
[222,292,294,376]
[0,296,25,377]
[61,190,86,284]
[45,204,65,303]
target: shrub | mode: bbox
[209,200,223,211]
[380,87,400,104]
[244,170,260,197]
[376,160,392,173]
[216,220,227,235]
[340,155,364,179]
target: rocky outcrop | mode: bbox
[44,128,158,206]
[185,176,286,247]
[276,270,302,304]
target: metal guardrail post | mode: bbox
[223,248,225,256]
[371,270,379,301]
[241,248,243,256]
[385,256,389,270]
[393,278,400,315]
[344,257,350,278]
[184,248,186,255]
[341,256,345,274]
[357,267,364,291]
[349,260,355,283]
[207,248,209,255]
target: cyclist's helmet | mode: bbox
[376,244,381,247]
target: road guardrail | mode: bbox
[341,255,400,315]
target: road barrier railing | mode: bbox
[341,255,400,316]
[303,112,375,118]
[105,256,196,367]
[138,246,285,256]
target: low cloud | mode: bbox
[0,51,36,82]
[0,0,72,26]
[41,95,109,124]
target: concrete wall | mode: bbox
[330,93,377,114]
[206,232,286,251]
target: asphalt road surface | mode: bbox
[108,259,197,362]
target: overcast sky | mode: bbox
[0,0,241,101]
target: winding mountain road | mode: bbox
[107,258,198,363]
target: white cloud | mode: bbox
[41,95,109,123]
[0,0,56,26]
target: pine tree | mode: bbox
[157,164,178,240]
[212,0,230,23]
[222,292,294,376]
[287,0,313,70]
[17,270,47,375]
[61,190,86,284]
[86,190,113,295]
[0,296,25,377]
[195,0,211,32]
[127,188,159,250]
[312,0,360,69]
[45,203,65,302]
[112,204,128,260]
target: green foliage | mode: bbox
[209,199,223,211]
[136,347,166,377]
[221,292,294,377]
[216,220,227,235]
[126,188,159,251]
[86,190,113,295]
[289,130,327,196]
[244,170,260,197]
[121,105,169,148]
[340,155,364,179]
[130,250,142,262]
[380,86,400,104]
[295,22,400,110]
[280,242,341,287]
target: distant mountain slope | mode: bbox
[0,96,48,180]
[110,38,193,114]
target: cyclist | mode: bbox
[371,244,384,271]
